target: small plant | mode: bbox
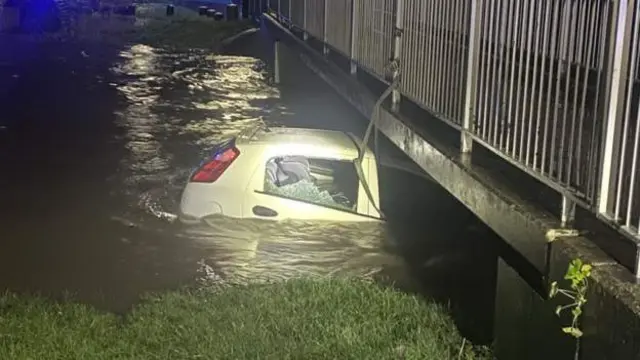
[549,258,592,338]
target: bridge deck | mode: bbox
[257,1,640,357]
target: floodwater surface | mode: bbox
[0,28,498,343]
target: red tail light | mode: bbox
[191,147,240,183]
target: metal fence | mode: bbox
[304,0,325,40]
[267,0,640,272]
[325,0,353,56]
[400,0,471,125]
[268,0,279,13]
[352,0,395,78]
[600,0,640,240]
[280,0,291,20]
[290,0,305,28]
[473,0,613,208]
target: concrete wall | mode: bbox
[261,14,640,360]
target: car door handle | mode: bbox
[252,205,278,217]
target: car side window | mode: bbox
[263,156,359,211]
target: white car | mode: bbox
[179,125,383,223]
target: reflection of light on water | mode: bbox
[107,43,409,290]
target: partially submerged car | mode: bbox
[179,125,383,223]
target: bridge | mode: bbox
[240,0,640,358]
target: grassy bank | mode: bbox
[0,278,491,359]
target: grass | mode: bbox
[0,278,492,359]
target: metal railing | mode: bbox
[268,0,279,13]
[304,0,325,40]
[290,0,305,28]
[352,0,395,78]
[401,0,471,125]
[474,0,613,209]
[280,0,291,20]
[325,0,353,56]
[264,0,640,276]
[600,0,640,242]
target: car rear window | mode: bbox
[263,156,359,212]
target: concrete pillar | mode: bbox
[274,40,281,84]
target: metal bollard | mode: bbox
[166,4,174,16]
[213,11,224,21]
[225,4,238,21]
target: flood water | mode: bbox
[0,24,498,344]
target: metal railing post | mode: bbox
[391,0,404,111]
[350,0,358,74]
[303,0,309,40]
[461,0,483,154]
[561,196,577,227]
[274,40,281,84]
[323,0,330,55]
[598,0,634,217]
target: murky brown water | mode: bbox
[0,26,498,343]
[109,43,407,287]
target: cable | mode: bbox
[354,60,401,220]
[357,72,399,166]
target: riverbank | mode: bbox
[0,278,490,359]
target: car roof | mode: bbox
[236,127,375,159]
